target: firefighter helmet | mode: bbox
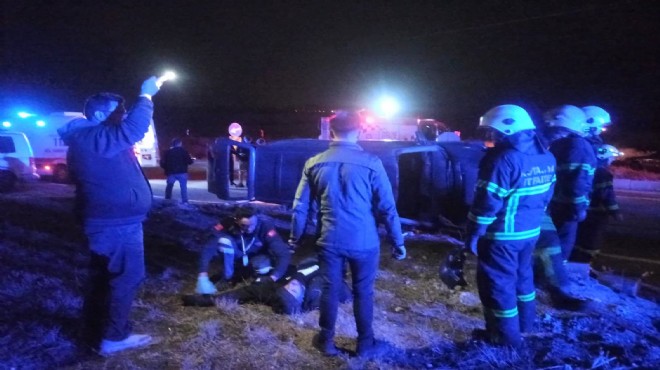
[596,144,623,160]
[543,105,587,136]
[439,246,468,289]
[582,106,611,135]
[479,105,535,135]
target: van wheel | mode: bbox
[53,165,69,183]
[0,171,17,192]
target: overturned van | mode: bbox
[208,138,485,226]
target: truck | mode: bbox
[1,111,160,182]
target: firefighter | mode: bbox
[533,107,593,310]
[195,206,291,294]
[466,105,555,347]
[582,105,612,141]
[543,105,597,261]
[573,105,614,264]
[572,144,623,263]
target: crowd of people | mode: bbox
[63,75,620,358]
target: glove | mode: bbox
[465,235,479,256]
[391,245,406,260]
[195,275,217,295]
[140,76,160,97]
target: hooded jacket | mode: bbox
[58,97,153,226]
[467,132,556,241]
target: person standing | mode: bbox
[228,122,242,186]
[572,106,616,265]
[572,144,623,263]
[465,105,555,347]
[161,138,194,204]
[58,76,160,356]
[290,110,406,358]
[543,105,596,260]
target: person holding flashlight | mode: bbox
[58,76,161,356]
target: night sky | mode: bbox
[1,0,658,138]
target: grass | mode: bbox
[0,183,659,369]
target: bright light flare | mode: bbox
[17,112,34,119]
[36,120,46,127]
[2,121,11,128]
[377,96,400,118]
[156,71,176,87]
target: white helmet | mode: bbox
[543,105,587,136]
[228,122,243,137]
[582,106,611,135]
[596,144,623,160]
[479,105,535,135]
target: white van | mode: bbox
[0,130,39,192]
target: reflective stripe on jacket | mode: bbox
[467,136,556,241]
[549,135,597,215]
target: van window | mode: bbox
[0,136,17,153]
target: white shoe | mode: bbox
[99,333,153,356]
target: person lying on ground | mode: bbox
[183,258,351,315]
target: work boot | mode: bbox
[99,333,153,356]
[356,338,388,359]
[549,287,589,311]
[312,333,339,357]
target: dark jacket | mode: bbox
[589,167,619,215]
[467,134,556,241]
[58,97,153,226]
[161,146,193,175]
[201,216,291,280]
[549,135,597,220]
[290,141,404,250]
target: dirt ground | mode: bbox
[0,181,658,369]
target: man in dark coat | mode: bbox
[161,137,194,204]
